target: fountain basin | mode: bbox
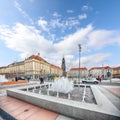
[7,84,120,120]
[28,85,96,103]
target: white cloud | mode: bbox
[87,30,120,49]
[65,18,80,29]
[49,17,80,31]
[38,12,82,35]
[78,14,87,20]
[64,53,111,70]
[50,18,63,28]
[82,5,89,11]
[38,18,48,31]
[0,23,53,59]
[0,23,120,69]
[81,53,111,68]
[14,1,34,24]
[67,10,74,13]
[54,24,93,55]
[52,12,61,17]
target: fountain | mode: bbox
[0,75,8,82]
[36,77,95,103]
[47,77,73,99]
[50,77,73,93]
[7,77,120,120]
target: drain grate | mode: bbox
[24,109,29,112]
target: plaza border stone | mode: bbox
[7,84,120,120]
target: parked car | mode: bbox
[82,78,99,84]
[15,77,26,81]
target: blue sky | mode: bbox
[0,0,120,70]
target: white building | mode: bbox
[67,67,88,78]
[89,66,111,79]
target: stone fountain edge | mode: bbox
[6,84,120,120]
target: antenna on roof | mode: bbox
[37,53,40,56]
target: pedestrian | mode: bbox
[27,77,30,83]
[98,76,102,82]
[15,77,18,81]
[39,76,44,84]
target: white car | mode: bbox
[82,78,99,84]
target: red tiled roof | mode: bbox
[50,64,61,69]
[90,66,111,70]
[70,67,87,71]
[104,66,111,69]
[27,55,62,69]
[27,55,47,62]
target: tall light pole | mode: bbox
[15,61,18,80]
[78,44,81,83]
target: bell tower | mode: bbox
[61,57,66,77]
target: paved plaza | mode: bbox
[0,79,120,120]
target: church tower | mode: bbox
[61,57,66,77]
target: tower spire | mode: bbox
[61,56,66,77]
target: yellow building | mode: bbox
[0,54,62,80]
[112,66,120,78]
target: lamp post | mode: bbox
[78,44,81,83]
[15,61,18,81]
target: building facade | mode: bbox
[67,67,88,78]
[89,66,111,79]
[0,55,62,80]
[112,66,120,78]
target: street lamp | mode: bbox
[78,44,81,83]
[15,61,18,78]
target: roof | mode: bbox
[70,67,87,71]
[90,66,111,70]
[112,66,120,69]
[27,55,47,62]
[50,64,62,70]
[27,55,62,69]
[8,61,24,66]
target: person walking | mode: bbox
[39,76,44,84]
[98,76,102,82]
